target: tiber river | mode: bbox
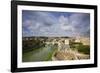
[22,44,57,62]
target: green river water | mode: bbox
[22,45,57,62]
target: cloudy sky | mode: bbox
[22,10,90,37]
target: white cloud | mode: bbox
[22,11,57,36]
[59,15,74,32]
[69,13,90,37]
[22,11,90,37]
[59,15,69,25]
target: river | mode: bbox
[22,44,57,62]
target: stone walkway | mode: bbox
[52,49,90,60]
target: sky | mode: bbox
[22,10,90,37]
